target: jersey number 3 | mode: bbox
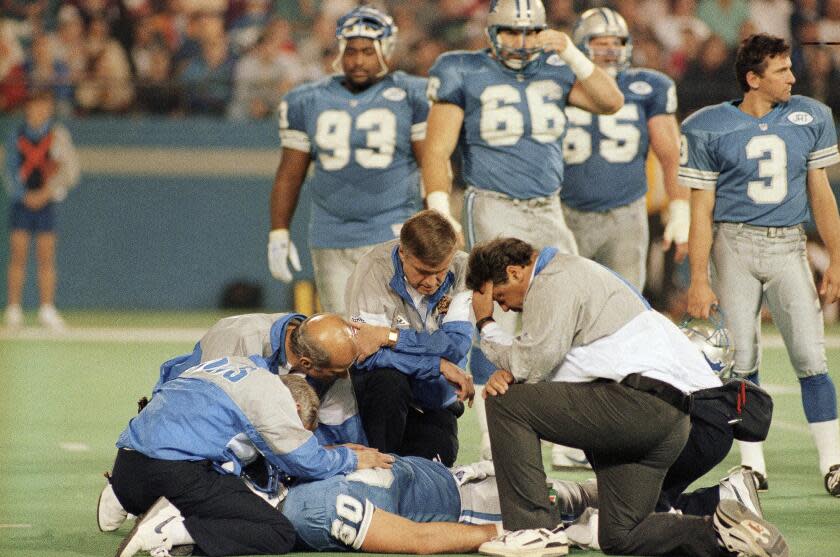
[315,109,397,170]
[746,134,788,204]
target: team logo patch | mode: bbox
[628,81,653,95]
[759,123,768,131]
[383,87,407,101]
[788,111,814,125]
[546,54,566,67]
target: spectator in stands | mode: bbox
[134,45,181,115]
[697,0,751,47]
[749,0,794,42]
[678,34,739,117]
[653,0,711,56]
[50,6,88,88]
[75,16,134,113]
[0,20,27,113]
[795,46,840,115]
[228,27,300,120]
[3,90,80,330]
[179,31,235,115]
[228,0,271,54]
[819,0,840,66]
[24,34,73,116]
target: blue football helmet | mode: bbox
[334,5,398,77]
[573,7,632,75]
[486,0,547,70]
[680,306,735,379]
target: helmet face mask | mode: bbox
[679,310,735,379]
[573,7,632,74]
[334,6,398,79]
[486,0,547,70]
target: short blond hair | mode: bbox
[281,374,320,431]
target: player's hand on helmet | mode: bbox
[537,29,569,54]
[663,199,690,263]
[484,369,515,397]
[686,282,718,320]
[820,260,840,304]
[352,447,395,470]
[267,228,302,283]
[440,358,475,406]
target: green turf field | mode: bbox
[1,311,839,556]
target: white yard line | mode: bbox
[0,524,32,529]
[0,326,206,343]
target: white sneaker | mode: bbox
[38,305,66,331]
[720,466,763,518]
[479,526,568,557]
[713,499,789,557]
[565,508,600,550]
[98,481,128,532]
[452,460,496,487]
[551,446,591,471]
[4,305,23,328]
[115,497,185,557]
[480,432,493,461]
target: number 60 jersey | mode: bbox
[679,95,840,225]
[428,50,577,199]
[279,72,428,249]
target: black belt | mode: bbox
[620,373,693,414]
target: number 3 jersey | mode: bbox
[279,72,428,249]
[679,95,840,226]
[561,68,676,211]
[428,49,576,199]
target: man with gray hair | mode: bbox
[346,209,475,466]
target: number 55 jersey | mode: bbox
[679,95,840,225]
[279,72,428,249]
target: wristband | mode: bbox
[558,39,595,80]
[476,316,495,333]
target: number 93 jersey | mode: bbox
[279,72,428,249]
[679,95,840,226]
[561,68,677,211]
[428,50,576,199]
[282,456,461,551]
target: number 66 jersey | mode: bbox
[279,72,428,249]
[679,95,840,225]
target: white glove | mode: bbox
[425,191,463,235]
[663,199,690,246]
[267,229,302,283]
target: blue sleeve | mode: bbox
[314,415,368,446]
[4,130,24,199]
[153,344,202,394]
[428,53,465,107]
[815,103,839,152]
[679,116,720,190]
[648,73,677,118]
[282,88,309,132]
[256,432,357,480]
[407,75,430,126]
[354,349,442,381]
[393,321,473,363]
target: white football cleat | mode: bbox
[713,499,788,557]
[479,525,568,557]
[98,481,128,532]
[38,304,66,331]
[115,497,190,557]
[719,466,763,518]
[551,446,591,471]
[4,304,23,328]
[565,507,600,550]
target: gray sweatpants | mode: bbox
[312,244,380,316]
[562,196,649,291]
[486,380,723,557]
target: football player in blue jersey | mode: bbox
[268,6,429,315]
[683,33,840,497]
[421,0,623,463]
[561,7,689,290]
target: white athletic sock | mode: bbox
[809,419,840,475]
[738,440,766,476]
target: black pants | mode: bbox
[487,381,725,557]
[110,449,295,557]
[661,395,735,515]
[352,367,459,466]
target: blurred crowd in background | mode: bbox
[2,0,840,120]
